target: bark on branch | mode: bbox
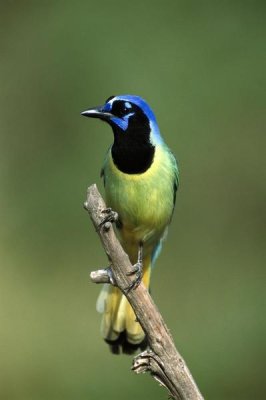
[84,184,204,400]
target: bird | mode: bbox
[81,95,178,354]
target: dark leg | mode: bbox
[125,243,143,292]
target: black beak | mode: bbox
[80,106,113,121]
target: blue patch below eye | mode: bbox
[111,113,134,131]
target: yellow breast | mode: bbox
[103,145,175,251]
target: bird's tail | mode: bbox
[96,256,151,354]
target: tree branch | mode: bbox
[84,184,204,400]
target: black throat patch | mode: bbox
[110,103,155,174]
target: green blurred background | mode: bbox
[0,1,265,399]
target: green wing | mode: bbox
[170,150,179,209]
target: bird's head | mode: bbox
[81,95,162,146]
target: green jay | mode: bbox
[81,95,178,354]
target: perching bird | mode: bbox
[81,95,178,354]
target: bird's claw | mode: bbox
[125,261,143,292]
[98,208,118,230]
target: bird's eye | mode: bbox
[112,100,132,117]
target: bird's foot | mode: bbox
[99,208,118,231]
[125,261,143,292]
[125,243,143,292]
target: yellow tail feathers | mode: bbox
[96,258,151,350]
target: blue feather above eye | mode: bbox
[113,95,163,144]
[101,95,164,144]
